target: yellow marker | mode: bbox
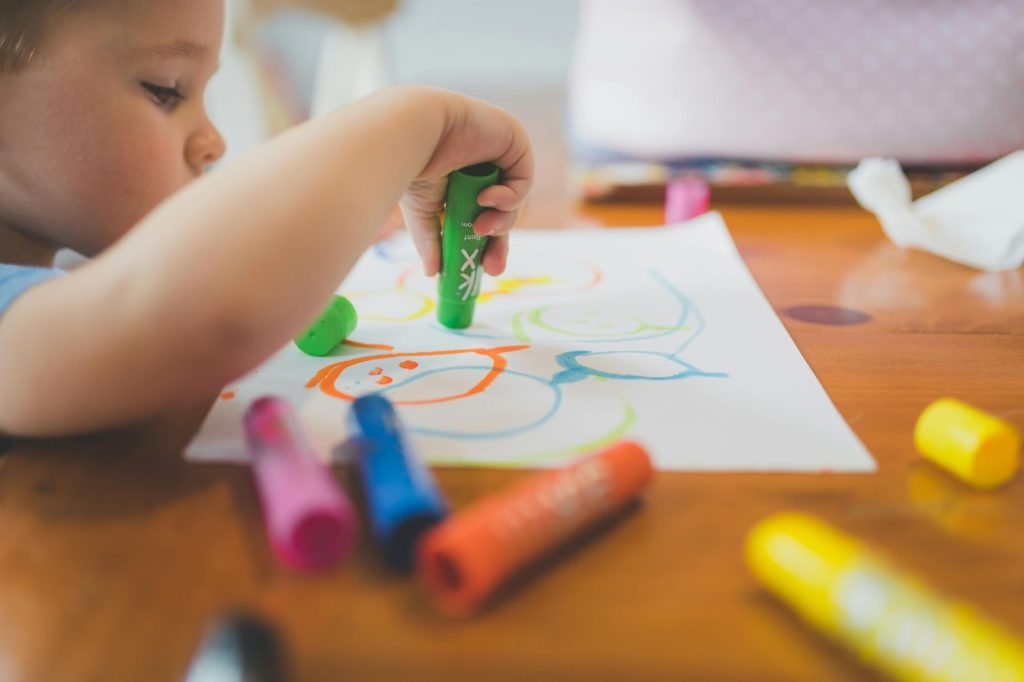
[914,398,1020,489]
[746,512,1024,682]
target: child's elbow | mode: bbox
[172,303,290,396]
[0,400,48,439]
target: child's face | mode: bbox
[0,0,226,256]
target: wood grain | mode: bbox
[2,108,1023,680]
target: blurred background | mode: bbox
[207,0,1024,223]
[252,1,579,101]
[209,0,581,225]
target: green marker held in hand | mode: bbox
[294,295,357,356]
[437,162,501,329]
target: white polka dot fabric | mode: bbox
[568,0,1024,164]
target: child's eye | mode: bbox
[142,82,185,110]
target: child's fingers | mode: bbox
[489,124,534,211]
[473,206,523,238]
[400,205,442,276]
[400,177,447,276]
[482,234,509,275]
[472,149,530,238]
[476,184,525,213]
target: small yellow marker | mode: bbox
[746,512,1024,682]
[914,398,1021,489]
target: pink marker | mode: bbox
[664,175,711,223]
[243,396,357,571]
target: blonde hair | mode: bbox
[0,0,76,71]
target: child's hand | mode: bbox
[0,86,530,436]
[399,92,534,277]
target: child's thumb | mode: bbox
[399,178,447,276]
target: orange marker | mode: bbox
[416,441,653,616]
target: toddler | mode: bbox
[0,0,533,436]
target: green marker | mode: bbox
[437,162,500,329]
[294,295,357,356]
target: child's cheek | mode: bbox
[110,126,186,212]
[76,117,190,247]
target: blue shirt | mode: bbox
[0,264,62,318]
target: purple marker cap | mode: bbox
[243,396,357,571]
[664,176,711,224]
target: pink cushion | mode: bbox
[569,0,1024,164]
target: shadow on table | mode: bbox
[0,399,230,521]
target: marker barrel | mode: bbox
[294,295,357,356]
[417,440,653,616]
[914,397,1020,489]
[244,396,358,571]
[437,162,501,329]
[746,512,1024,681]
[664,175,710,223]
[184,613,286,682]
[347,394,448,570]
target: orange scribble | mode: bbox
[307,345,529,405]
[396,265,417,289]
[377,376,394,385]
[344,339,395,351]
[399,360,419,370]
[220,390,236,400]
[369,367,383,376]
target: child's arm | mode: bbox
[0,86,533,436]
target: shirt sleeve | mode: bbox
[0,265,63,319]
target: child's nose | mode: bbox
[186,121,227,174]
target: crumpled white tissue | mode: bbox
[847,152,1024,271]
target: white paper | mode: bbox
[186,212,875,472]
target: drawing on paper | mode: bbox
[188,214,876,472]
[293,232,725,462]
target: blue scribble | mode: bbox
[349,268,726,447]
[553,350,727,384]
[371,365,562,440]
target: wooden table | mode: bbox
[2,196,1023,681]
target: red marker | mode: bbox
[416,441,654,616]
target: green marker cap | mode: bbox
[294,295,357,356]
[437,162,501,329]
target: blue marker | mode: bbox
[346,394,449,570]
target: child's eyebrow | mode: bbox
[133,40,210,60]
